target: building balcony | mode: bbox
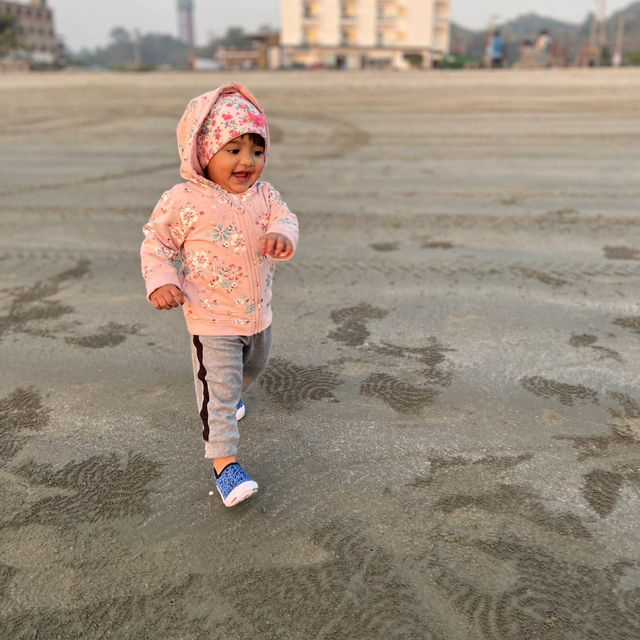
[376,27,398,48]
[377,14,396,25]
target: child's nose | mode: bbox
[237,149,253,167]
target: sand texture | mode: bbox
[1,69,640,638]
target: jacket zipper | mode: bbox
[233,193,261,331]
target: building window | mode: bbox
[303,1,319,19]
[341,1,356,19]
[377,1,395,20]
[341,26,356,46]
[435,3,449,20]
[304,25,318,46]
[377,25,395,47]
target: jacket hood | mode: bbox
[176,82,270,183]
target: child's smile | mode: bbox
[206,134,265,194]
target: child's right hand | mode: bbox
[149,284,185,310]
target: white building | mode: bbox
[280,0,450,69]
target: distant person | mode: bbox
[488,30,505,68]
[513,39,539,69]
[535,30,551,54]
[535,30,552,67]
[140,83,299,507]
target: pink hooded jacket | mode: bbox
[140,83,299,336]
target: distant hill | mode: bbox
[450,1,640,65]
[500,12,580,35]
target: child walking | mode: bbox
[141,83,299,507]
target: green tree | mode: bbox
[0,12,21,56]
[75,26,190,69]
[624,50,640,66]
[221,26,251,48]
[73,23,257,69]
[110,27,131,46]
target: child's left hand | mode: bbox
[260,232,293,259]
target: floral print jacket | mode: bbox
[140,83,298,336]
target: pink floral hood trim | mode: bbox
[176,82,270,182]
[196,92,268,169]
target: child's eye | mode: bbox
[228,149,239,155]
[254,150,264,157]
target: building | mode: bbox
[0,0,60,64]
[280,0,450,70]
[215,33,280,71]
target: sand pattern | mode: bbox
[1,70,639,638]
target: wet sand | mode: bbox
[1,69,640,638]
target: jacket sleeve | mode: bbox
[140,191,184,299]
[265,185,299,261]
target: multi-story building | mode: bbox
[0,0,60,64]
[280,0,449,69]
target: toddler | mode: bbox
[141,83,299,507]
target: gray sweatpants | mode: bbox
[190,327,271,459]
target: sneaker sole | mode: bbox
[236,404,246,420]
[219,480,258,507]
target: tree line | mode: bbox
[71,25,268,69]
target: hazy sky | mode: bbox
[47,1,634,51]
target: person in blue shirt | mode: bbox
[488,30,505,68]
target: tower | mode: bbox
[590,0,607,50]
[177,0,195,48]
[578,0,607,66]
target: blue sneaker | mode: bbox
[214,463,258,507]
[236,399,245,420]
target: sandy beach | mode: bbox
[1,68,639,638]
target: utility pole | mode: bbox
[612,15,625,67]
[133,29,141,68]
[596,0,607,50]
[579,0,607,66]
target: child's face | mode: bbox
[205,134,265,193]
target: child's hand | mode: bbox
[260,233,293,259]
[149,284,185,310]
